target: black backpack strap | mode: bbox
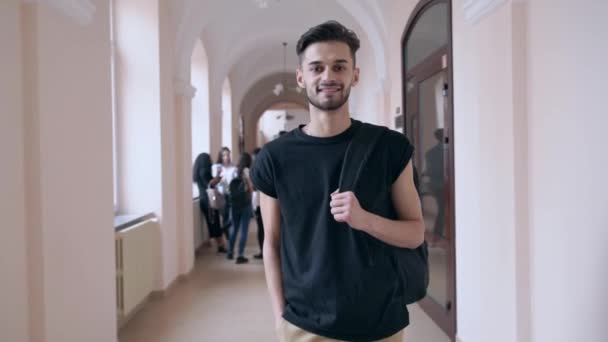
[338,123,387,192]
[337,122,387,267]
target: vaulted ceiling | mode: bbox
[174,0,401,114]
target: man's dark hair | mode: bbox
[296,20,360,66]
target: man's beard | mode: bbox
[304,82,352,112]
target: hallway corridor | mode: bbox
[4,1,607,341]
[118,225,450,342]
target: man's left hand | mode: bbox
[330,190,371,231]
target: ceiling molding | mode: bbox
[463,0,508,24]
[23,0,96,26]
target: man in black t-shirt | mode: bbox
[250,21,425,342]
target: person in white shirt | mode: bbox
[213,147,237,236]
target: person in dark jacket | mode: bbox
[193,152,227,253]
[252,147,264,260]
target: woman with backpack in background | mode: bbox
[227,152,253,264]
[193,152,228,253]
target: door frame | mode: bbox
[401,0,457,338]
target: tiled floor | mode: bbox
[119,225,451,342]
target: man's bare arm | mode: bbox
[260,192,285,328]
[330,160,425,249]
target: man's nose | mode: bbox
[321,68,336,82]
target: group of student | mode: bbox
[192,147,264,264]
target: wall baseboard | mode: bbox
[195,239,211,255]
[119,267,196,329]
[117,293,151,329]
[150,268,195,299]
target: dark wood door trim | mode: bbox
[401,0,457,339]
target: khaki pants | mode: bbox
[276,319,404,342]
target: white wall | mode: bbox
[476,6,518,342]
[452,1,483,340]
[191,39,210,161]
[208,74,223,161]
[115,0,186,288]
[0,2,29,342]
[527,1,608,341]
[453,1,608,342]
[174,84,196,277]
[21,2,117,341]
[159,0,185,284]
[350,46,384,125]
[114,0,163,216]
[231,78,241,156]
[221,77,233,152]
[453,1,518,341]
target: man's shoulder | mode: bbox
[383,128,411,145]
[357,121,410,147]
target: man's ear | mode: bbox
[296,68,305,88]
[352,67,360,87]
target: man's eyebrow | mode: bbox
[307,60,349,66]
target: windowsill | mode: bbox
[114,198,201,232]
[114,212,156,232]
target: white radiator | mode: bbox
[115,218,160,324]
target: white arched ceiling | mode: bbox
[334,0,388,79]
[174,0,391,90]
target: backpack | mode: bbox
[338,123,429,304]
[229,174,251,210]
